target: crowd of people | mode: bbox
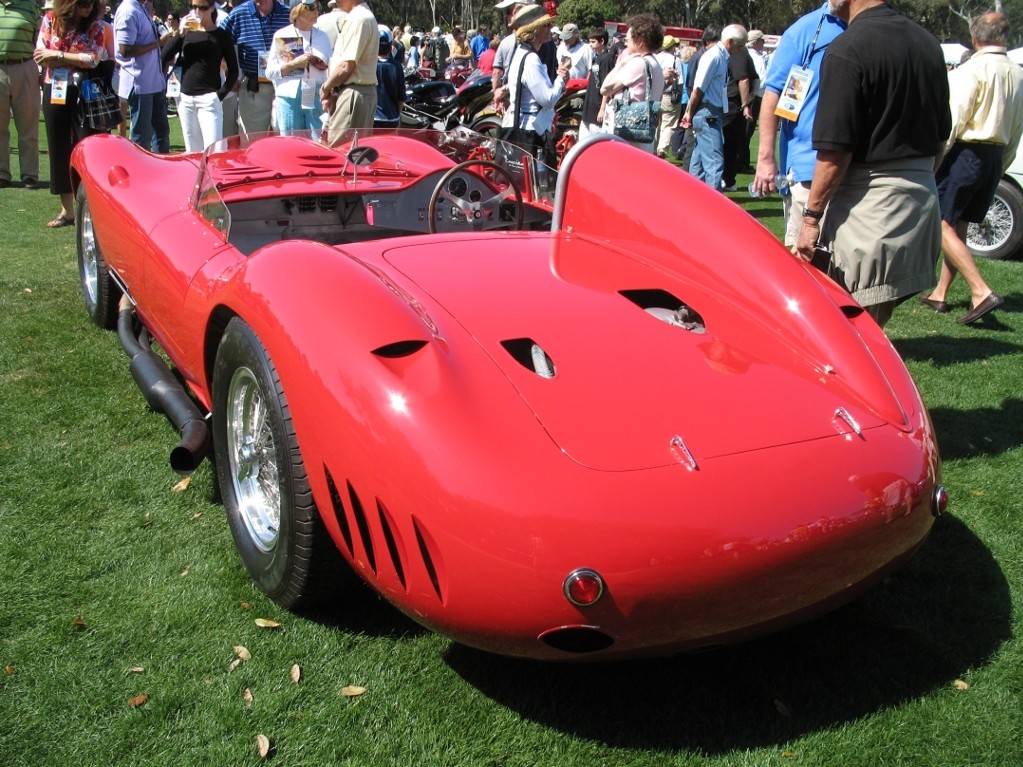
[1,0,1019,327]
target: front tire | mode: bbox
[76,185,121,329]
[967,178,1023,260]
[212,318,337,609]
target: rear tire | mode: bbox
[469,114,501,140]
[76,185,121,329]
[212,318,339,609]
[967,178,1023,260]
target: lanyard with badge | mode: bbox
[775,14,827,122]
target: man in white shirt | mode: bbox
[555,22,591,80]
[315,0,345,51]
[740,29,769,172]
[682,24,747,189]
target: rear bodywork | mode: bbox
[71,131,941,660]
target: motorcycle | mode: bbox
[444,59,473,88]
[402,67,495,131]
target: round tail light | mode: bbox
[563,569,605,607]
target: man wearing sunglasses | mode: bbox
[114,0,170,151]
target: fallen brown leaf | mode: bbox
[128,666,145,674]
[256,734,272,759]
[240,601,251,610]
[234,645,252,661]
[5,664,14,675]
[953,679,970,690]
[290,664,301,684]
[227,658,242,673]
[180,566,190,577]
[127,694,149,708]
[782,750,796,758]
[243,687,254,708]
[340,685,367,697]
[190,512,204,521]
[72,615,87,631]
[254,618,281,629]
[171,476,191,493]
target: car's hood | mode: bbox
[384,233,906,471]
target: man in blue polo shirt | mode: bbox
[223,0,290,134]
[752,3,845,246]
[115,0,170,152]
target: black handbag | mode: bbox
[612,56,660,144]
[75,61,122,133]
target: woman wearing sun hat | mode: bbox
[501,3,570,167]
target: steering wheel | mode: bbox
[427,159,525,233]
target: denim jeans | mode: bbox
[127,89,170,153]
[689,106,724,190]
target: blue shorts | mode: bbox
[935,142,1004,224]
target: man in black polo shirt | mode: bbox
[795,0,951,328]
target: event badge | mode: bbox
[166,67,182,98]
[301,78,316,109]
[258,50,270,83]
[775,65,813,122]
[51,67,70,104]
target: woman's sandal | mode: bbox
[47,215,74,229]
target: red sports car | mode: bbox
[70,129,945,660]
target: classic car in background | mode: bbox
[71,129,945,660]
[967,150,1023,260]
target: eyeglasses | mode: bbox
[190,4,211,10]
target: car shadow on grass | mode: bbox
[444,514,1009,754]
[925,397,1023,460]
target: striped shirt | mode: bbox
[222,0,290,77]
[0,0,39,61]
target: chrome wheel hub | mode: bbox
[80,206,99,305]
[226,366,281,552]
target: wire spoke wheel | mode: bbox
[226,366,281,552]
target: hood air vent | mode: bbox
[620,289,706,333]
[502,338,556,378]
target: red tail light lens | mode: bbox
[563,569,604,607]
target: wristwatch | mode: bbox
[802,205,824,220]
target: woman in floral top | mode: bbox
[34,0,107,228]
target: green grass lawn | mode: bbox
[1,121,1021,766]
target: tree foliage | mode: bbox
[157,0,1022,46]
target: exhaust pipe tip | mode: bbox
[170,419,209,475]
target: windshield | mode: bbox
[192,127,558,215]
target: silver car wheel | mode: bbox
[226,365,281,552]
[80,203,99,307]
